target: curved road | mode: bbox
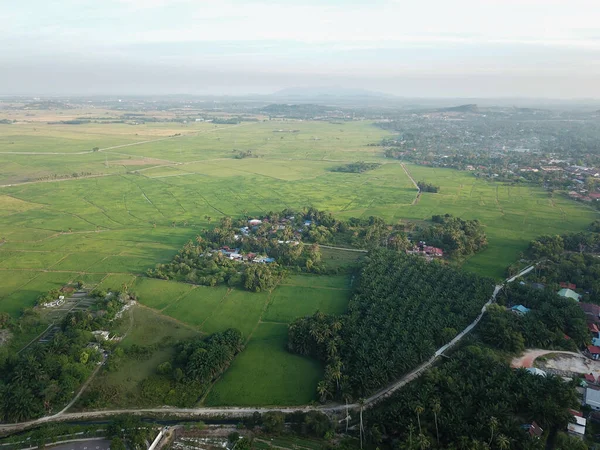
[0,265,537,433]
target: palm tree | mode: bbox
[496,434,510,450]
[407,423,416,449]
[415,405,424,434]
[416,433,430,450]
[359,398,366,449]
[195,235,203,245]
[316,381,329,403]
[431,400,441,446]
[488,416,498,447]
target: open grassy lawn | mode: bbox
[162,286,230,327]
[204,322,322,406]
[200,289,270,338]
[132,277,195,310]
[95,273,137,292]
[264,285,350,323]
[320,247,365,270]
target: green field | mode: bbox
[264,286,350,323]
[204,322,322,406]
[1,115,598,407]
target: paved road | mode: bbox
[0,265,537,432]
[46,439,111,450]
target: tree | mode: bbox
[431,400,441,446]
[359,398,366,449]
[416,433,430,450]
[488,416,498,447]
[262,411,284,433]
[317,381,330,403]
[415,405,424,434]
[110,438,126,450]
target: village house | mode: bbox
[584,386,600,410]
[560,282,577,290]
[521,421,543,439]
[586,345,600,361]
[511,305,530,316]
[567,410,587,440]
[557,288,582,302]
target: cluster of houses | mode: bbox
[211,246,276,264]
[406,242,444,258]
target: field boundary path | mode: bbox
[0,265,537,433]
[400,163,421,205]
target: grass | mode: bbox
[132,277,195,310]
[200,289,270,338]
[204,322,322,406]
[162,286,230,327]
[95,273,137,292]
[79,305,200,408]
[0,271,78,315]
[264,285,350,323]
[320,247,364,269]
[0,115,598,405]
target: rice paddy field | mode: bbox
[0,111,598,406]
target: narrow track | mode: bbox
[0,265,537,433]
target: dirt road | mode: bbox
[0,265,537,433]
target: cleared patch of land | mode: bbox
[264,285,350,323]
[204,322,322,406]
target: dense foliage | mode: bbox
[418,214,487,258]
[330,161,381,173]
[233,149,258,159]
[148,241,287,290]
[482,284,588,352]
[0,327,101,422]
[417,181,439,193]
[138,329,243,406]
[526,225,600,302]
[364,345,579,450]
[288,249,495,399]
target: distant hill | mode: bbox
[272,87,392,99]
[259,103,338,118]
[437,104,480,113]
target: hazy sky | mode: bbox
[2,0,600,97]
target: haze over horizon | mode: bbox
[2,0,600,98]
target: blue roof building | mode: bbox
[511,305,531,315]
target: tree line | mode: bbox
[330,161,381,173]
[288,249,495,400]
[417,181,439,193]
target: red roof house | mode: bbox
[560,282,577,290]
[589,323,600,334]
[423,246,444,257]
[587,346,600,360]
[585,373,596,383]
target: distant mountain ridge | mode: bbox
[437,104,480,113]
[272,87,392,98]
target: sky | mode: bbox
[1,0,600,98]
